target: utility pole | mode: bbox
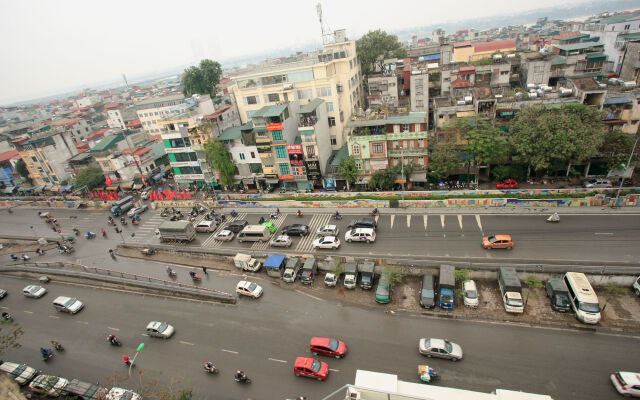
[124,129,146,187]
[613,134,639,208]
[401,149,405,202]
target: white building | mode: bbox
[135,94,187,134]
[579,12,640,73]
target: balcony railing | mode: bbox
[299,115,318,127]
[388,148,428,156]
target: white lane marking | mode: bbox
[141,333,149,337]
[329,368,340,372]
[180,340,195,346]
[268,358,287,363]
[594,232,614,235]
[221,349,238,354]
[24,310,33,314]
[295,290,326,302]
[48,315,60,319]
[77,321,89,325]
[475,214,483,232]
[440,215,445,229]
[406,214,411,228]
[423,215,428,230]
[374,215,379,224]
[390,215,395,229]
[457,214,463,230]
[107,326,120,331]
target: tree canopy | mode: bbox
[337,155,359,191]
[14,159,31,184]
[356,30,407,75]
[204,141,235,188]
[598,129,638,170]
[510,104,605,173]
[74,166,104,190]
[181,59,222,98]
[369,166,398,190]
[429,142,461,180]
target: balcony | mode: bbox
[388,148,428,157]
[299,115,318,127]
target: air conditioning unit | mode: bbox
[494,94,503,98]
[464,96,472,103]
[457,100,466,105]
[526,83,536,89]
[622,81,637,88]
[493,54,503,60]
[506,54,516,59]
[283,83,294,90]
[347,388,361,399]
[336,84,343,92]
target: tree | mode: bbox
[382,265,404,287]
[356,30,407,75]
[0,320,23,356]
[181,59,222,98]
[429,142,461,181]
[337,155,359,191]
[204,141,235,188]
[74,166,104,190]
[369,166,398,190]
[402,161,416,186]
[598,129,637,170]
[510,104,605,176]
[14,159,32,184]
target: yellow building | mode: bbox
[452,42,474,63]
[453,40,517,63]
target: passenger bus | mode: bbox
[110,196,135,216]
[563,272,601,324]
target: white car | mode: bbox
[313,236,340,250]
[23,285,47,298]
[214,229,234,241]
[270,234,292,248]
[127,205,149,217]
[236,281,263,298]
[345,228,376,243]
[611,372,640,397]
[28,375,69,396]
[463,280,479,308]
[418,338,463,361]
[140,190,150,200]
[317,224,339,237]
[145,321,175,339]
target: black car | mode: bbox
[347,217,377,230]
[281,224,310,236]
[225,220,248,233]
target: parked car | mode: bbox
[419,274,435,308]
[375,271,392,304]
[23,285,47,298]
[145,321,174,339]
[313,236,340,250]
[482,234,513,250]
[347,217,377,230]
[345,228,376,243]
[0,289,6,299]
[418,338,463,361]
[28,375,69,396]
[584,179,613,188]
[463,280,479,308]
[0,361,38,385]
[127,205,149,217]
[270,234,292,247]
[317,225,339,237]
[225,220,248,233]
[235,280,263,298]
[495,179,519,189]
[281,224,310,236]
[309,337,347,358]
[610,371,640,397]
[214,230,234,241]
[293,357,329,381]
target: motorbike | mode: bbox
[73,228,80,236]
[1,312,13,322]
[296,211,304,217]
[101,229,107,237]
[370,208,379,216]
[189,272,201,281]
[10,254,18,261]
[141,248,154,256]
[333,213,342,220]
[161,210,168,217]
[230,210,238,218]
[36,249,44,256]
[41,348,53,361]
[123,356,134,367]
[418,365,439,383]
[167,267,177,278]
[51,341,64,351]
[546,214,560,223]
[204,363,218,374]
[108,336,122,346]
[234,375,251,384]
[86,232,96,239]
[132,219,139,225]
[21,254,30,261]
[121,219,128,226]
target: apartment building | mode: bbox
[297,98,331,185]
[217,122,262,189]
[619,38,640,83]
[135,94,187,134]
[231,29,364,152]
[14,131,78,186]
[367,73,400,108]
[105,103,138,130]
[52,118,91,142]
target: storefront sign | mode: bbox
[170,161,200,167]
[264,174,278,179]
[278,174,294,180]
[256,144,272,153]
[164,147,193,154]
[305,161,321,180]
[370,159,389,171]
[266,123,283,131]
[323,178,336,188]
[175,174,204,180]
[286,144,303,154]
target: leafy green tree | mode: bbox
[337,155,359,191]
[429,142,460,181]
[204,141,235,188]
[369,166,398,190]
[402,161,416,186]
[382,265,404,287]
[510,104,605,176]
[74,166,104,190]
[356,30,407,75]
[181,59,222,98]
[14,159,32,184]
[598,129,637,170]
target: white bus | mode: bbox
[563,272,601,324]
[237,225,271,243]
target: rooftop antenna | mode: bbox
[122,73,129,89]
[316,3,333,45]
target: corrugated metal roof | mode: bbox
[297,98,324,114]
[90,135,125,153]
[346,112,427,128]
[218,126,243,141]
[585,52,605,59]
[554,42,603,51]
[252,104,288,118]
[551,55,567,65]
[604,97,632,105]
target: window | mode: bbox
[306,146,315,157]
[239,153,246,160]
[500,70,509,75]
[418,139,424,148]
[264,93,280,102]
[243,95,259,105]
[393,140,398,149]
[330,137,337,145]
[326,102,334,112]
[316,86,332,97]
[328,117,336,127]
[372,142,384,154]
[250,152,256,158]
[340,110,344,122]
[402,124,410,132]
[85,127,89,132]
[275,145,287,158]
[418,157,424,165]
[355,161,362,170]
[271,130,283,141]
[154,112,159,116]
[279,163,290,175]
[352,144,360,155]
[297,88,313,99]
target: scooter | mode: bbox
[546,215,560,223]
[296,211,304,217]
[1,312,13,322]
[41,348,53,362]
[332,213,342,220]
[73,228,80,236]
[51,341,64,351]
[370,208,379,216]
[204,364,218,374]
[86,232,96,239]
[234,375,251,384]
[189,272,201,281]
[108,336,122,346]
[10,254,18,261]
[21,254,30,261]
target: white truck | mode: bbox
[283,257,301,283]
[498,267,524,314]
[233,253,261,272]
[344,262,358,289]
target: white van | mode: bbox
[237,225,271,243]
[345,228,376,243]
[52,296,84,314]
[0,361,38,385]
[563,272,601,324]
[195,220,216,233]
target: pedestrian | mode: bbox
[202,266,208,275]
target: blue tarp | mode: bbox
[264,254,286,269]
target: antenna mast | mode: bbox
[122,73,129,89]
[316,3,333,45]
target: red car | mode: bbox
[496,179,519,189]
[294,357,329,381]
[309,337,347,358]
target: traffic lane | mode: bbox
[481,215,640,236]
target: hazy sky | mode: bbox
[0,0,593,105]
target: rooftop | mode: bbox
[553,42,604,51]
[252,104,288,118]
[474,40,517,53]
[0,150,20,163]
[204,105,232,121]
[218,122,253,141]
[53,117,83,128]
[297,98,324,114]
[90,134,125,153]
[135,94,185,107]
[347,112,427,128]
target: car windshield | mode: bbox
[507,297,523,307]
[487,236,497,243]
[310,359,321,372]
[248,282,257,291]
[465,290,478,299]
[444,340,453,353]
[421,289,434,298]
[156,322,168,332]
[578,301,600,313]
[64,298,77,307]
[555,294,570,307]
[441,294,453,302]
[327,338,339,351]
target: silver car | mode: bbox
[270,234,292,248]
[317,224,339,237]
[418,338,463,361]
[127,205,149,217]
[23,285,47,298]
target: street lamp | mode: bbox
[29,225,37,238]
[613,135,639,208]
[128,343,145,376]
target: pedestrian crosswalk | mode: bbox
[201,213,249,248]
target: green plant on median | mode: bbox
[382,265,403,286]
[524,276,544,289]
[604,282,626,297]
[454,268,470,300]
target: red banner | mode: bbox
[266,123,283,131]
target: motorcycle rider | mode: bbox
[51,340,63,351]
[204,361,216,372]
[334,211,341,219]
[550,212,560,222]
[296,209,302,216]
[123,355,132,366]
[21,254,29,261]
[10,254,18,261]
[108,334,119,345]
[41,347,52,359]
[167,266,175,276]
[235,370,247,381]
[108,249,115,257]
[1,311,12,320]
